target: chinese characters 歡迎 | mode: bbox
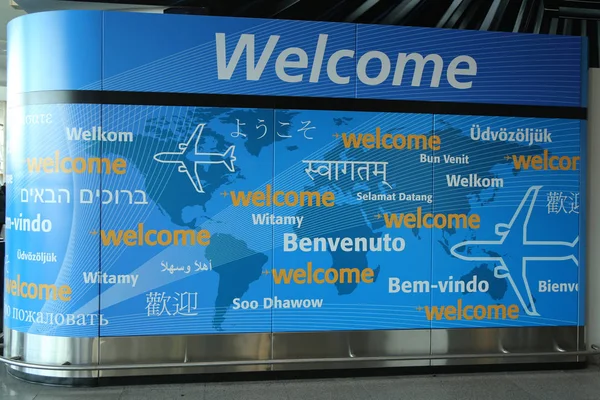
[547,191,579,214]
[145,291,199,317]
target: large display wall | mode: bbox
[3,10,588,377]
[5,103,585,337]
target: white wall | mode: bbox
[587,68,600,350]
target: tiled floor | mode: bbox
[2,365,600,400]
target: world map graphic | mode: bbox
[108,107,547,330]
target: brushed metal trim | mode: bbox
[2,327,594,381]
[97,332,273,377]
[431,326,585,366]
[271,329,431,370]
[2,349,597,370]
[2,329,99,379]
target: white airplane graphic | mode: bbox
[153,123,236,193]
[450,186,579,317]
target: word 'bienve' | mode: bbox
[216,33,477,89]
[470,125,552,145]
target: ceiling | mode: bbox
[5,0,600,99]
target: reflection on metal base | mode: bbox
[3,328,99,380]
[431,326,585,366]
[272,330,431,370]
[98,332,272,378]
[2,326,586,384]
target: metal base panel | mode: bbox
[271,330,431,371]
[430,326,586,366]
[2,326,586,384]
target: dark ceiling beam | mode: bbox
[436,0,466,28]
[315,0,351,21]
[562,17,572,34]
[345,0,379,22]
[533,0,545,33]
[542,0,560,11]
[458,0,485,29]
[14,0,166,13]
[444,0,475,29]
[379,0,422,25]
[549,17,559,33]
[232,0,268,17]
[559,7,600,19]
[513,0,532,32]
[562,0,600,10]
[521,0,544,32]
[269,0,302,18]
[596,20,600,66]
[480,0,509,31]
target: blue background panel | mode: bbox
[96,105,275,336]
[7,11,585,107]
[7,11,103,93]
[4,10,587,337]
[101,12,357,98]
[431,115,582,329]
[271,109,434,332]
[4,104,102,337]
[356,25,582,107]
[3,105,585,337]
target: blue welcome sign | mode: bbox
[5,10,587,337]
